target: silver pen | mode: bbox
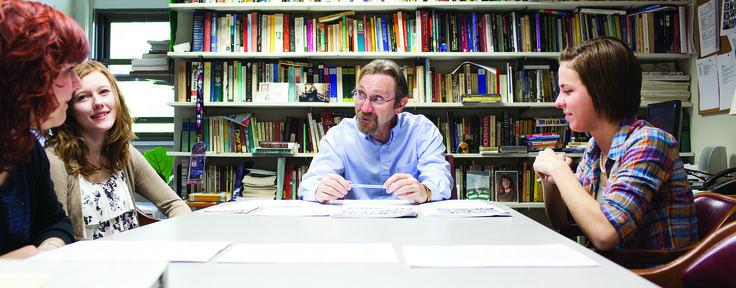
[350,184,386,189]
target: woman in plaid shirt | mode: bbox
[533,37,698,267]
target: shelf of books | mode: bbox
[169,0,697,207]
[169,1,693,13]
[168,101,693,109]
[168,51,692,61]
[168,151,693,158]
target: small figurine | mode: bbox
[458,139,473,153]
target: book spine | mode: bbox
[253,148,294,154]
[329,67,338,102]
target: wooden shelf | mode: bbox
[168,51,693,61]
[168,101,694,109]
[169,1,692,13]
[185,201,221,208]
[169,151,695,159]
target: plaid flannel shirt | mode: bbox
[576,117,698,250]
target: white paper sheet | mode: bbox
[28,241,230,263]
[217,243,399,264]
[700,0,720,57]
[196,199,323,214]
[697,55,721,110]
[419,200,511,217]
[329,199,415,206]
[403,244,598,268]
[250,205,334,216]
[331,206,419,218]
[717,52,736,110]
[0,260,168,288]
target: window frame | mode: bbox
[94,9,174,143]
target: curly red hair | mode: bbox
[0,0,89,171]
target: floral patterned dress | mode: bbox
[80,171,138,240]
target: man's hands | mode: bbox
[385,173,428,204]
[315,174,351,203]
[314,173,429,204]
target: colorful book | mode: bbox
[189,191,233,202]
[253,147,298,154]
[192,11,205,52]
[259,142,299,149]
[357,20,365,52]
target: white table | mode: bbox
[104,201,657,288]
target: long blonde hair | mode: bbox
[46,60,137,176]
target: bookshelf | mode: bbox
[167,1,697,209]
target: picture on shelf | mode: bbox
[466,171,491,201]
[494,171,518,202]
[298,83,330,103]
[256,83,289,102]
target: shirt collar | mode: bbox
[587,116,638,161]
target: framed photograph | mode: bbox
[298,83,330,103]
[465,171,491,201]
[494,171,518,202]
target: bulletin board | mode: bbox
[696,0,733,115]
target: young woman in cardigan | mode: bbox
[46,61,190,240]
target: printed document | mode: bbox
[28,240,231,263]
[403,244,598,268]
[197,199,323,214]
[217,243,399,264]
[419,200,511,217]
[697,55,721,110]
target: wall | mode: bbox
[29,0,73,15]
[41,0,169,57]
[686,57,736,169]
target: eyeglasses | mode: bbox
[351,89,395,106]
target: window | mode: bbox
[95,10,174,143]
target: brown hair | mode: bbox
[47,61,136,177]
[496,173,518,194]
[558,36,642,123]
[0,0,89,171]
[357,59,409,108]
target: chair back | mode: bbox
[136,206,160,226]
[445,154,457,200]
[681,230,736,288]
[635,221,736,288]
[694,192,736,239]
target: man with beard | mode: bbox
[299,59,452,203]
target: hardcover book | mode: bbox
[259,142,299,149]
[189,191,233,202]
[253,147,297,155]
[192,11,205,52]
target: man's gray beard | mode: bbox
[357,112,378,135]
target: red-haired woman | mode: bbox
[0,0,89,258]
[46,61,190,240]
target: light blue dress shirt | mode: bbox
[299,112,452,201]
